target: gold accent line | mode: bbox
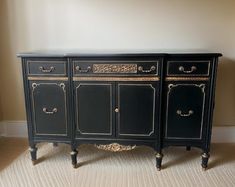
[165,77,209,81]
[28,77,68,81]
[94,143,136,152]
[73,77,159,81]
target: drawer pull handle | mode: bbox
[43,108,58,114]
[138,66,156,73]
[178,66,197,73]
[75,66,91,73]
[39,66,55,73]
[176,110,194,117]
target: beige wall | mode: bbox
[0,0,235,126]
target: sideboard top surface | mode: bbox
[17,50,222,58]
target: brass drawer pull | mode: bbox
[176,110,194,117]
[39,66,55,73]
[178,66,197,73]
[138,66,156,73]
[75,66,91,73]
[43,108,58,114]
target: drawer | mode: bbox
[165,83,207,140]
[167,61,210,76]
[27,61,67,76]
[73,60,159,76]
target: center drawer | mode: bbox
[73,60,159,76]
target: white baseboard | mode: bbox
[0,121,28,138]
[211,126,235,143]
[0,121,235,143]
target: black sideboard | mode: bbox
[18,52,222,170]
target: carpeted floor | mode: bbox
[0,138,234,187]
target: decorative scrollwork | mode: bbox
[32,83,38,89]
[93,64,137,73]
[94,143,136,152]
[59,83,65,90]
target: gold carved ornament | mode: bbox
[93,64,137,73]
[94,143,136,152]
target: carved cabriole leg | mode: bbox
[186,146,191,151]
[201,152,210,171]
[156,153,163,171]
[29,146,37,165]
[71,149,78,168]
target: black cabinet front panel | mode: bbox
[117,82,158,138]
[30,81,68,136]
[165,82,208,140]
[74,82,114,137]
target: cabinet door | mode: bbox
[117,82,158,138]
[165,83,207,140]
[30,81,68,137]
[74,82,114,137]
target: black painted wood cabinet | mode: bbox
[18,52,222,170]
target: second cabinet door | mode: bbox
[74,82,115,137]
[117,82,158,138]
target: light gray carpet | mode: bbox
[0,143,235,187]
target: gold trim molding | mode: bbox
[93,64,137,73]
[94,143,136,152]
[28,77,68,81]
[73,76,159,82]
[165,77,209,81]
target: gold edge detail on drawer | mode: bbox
[73,77,159,81]
[28,77,68,81]
[93,64,137,73]
[165,77,209,81]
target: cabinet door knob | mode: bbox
[115,108,119,113]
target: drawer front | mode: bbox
[27,61,67,76]
[73,60,159,76]
[165,83,207,140]
[167,61,210,76]
[30,81,68,136]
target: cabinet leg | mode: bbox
[186,146,191,151]
[53,142,58,147]
[29,145,37,165]
[71,149,78,168]
[156,153,163,171]
[201,152,210,171]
